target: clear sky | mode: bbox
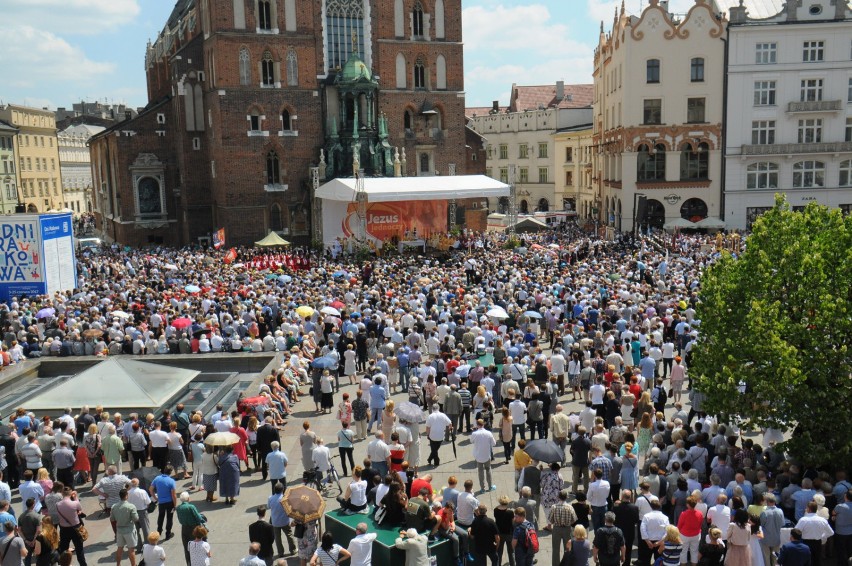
[0,0,699,112]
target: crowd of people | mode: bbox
[0,224,846,566]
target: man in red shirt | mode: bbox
[410,473,434,499]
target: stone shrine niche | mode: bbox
[130,153,167,220]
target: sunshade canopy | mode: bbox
[25,358,200,412]
[255,232,291,247]
[316,175,510,202]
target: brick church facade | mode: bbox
[90,0,470,247]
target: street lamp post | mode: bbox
[508,164,517,236]
[355,168,367,242]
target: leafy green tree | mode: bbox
[690,195,852,469]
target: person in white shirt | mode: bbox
[456,480,479,533]
[550,349,567,395]
[197,334,211,353]
[470,419,497,493]
[589,377,607,413]
[795,500,834,565]
[508,395,527,445]
[347,523,377,566]
[366,432,391,478]
[639,500,670,565]
[636,482,660,520]
[128,478,153,547]
[425,405,452,467]
[588,468,611,530]
[213,415,232,432]
[311,438,332,485]
[337,468,368,514]
[707,493,732,540]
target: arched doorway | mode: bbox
[519,200,529,214]
[616,199,622,231]
[646,199,666,229]
[497,197,509,214]
[270,204,283,231]
[680,198,708,222]
[537,198,549,212]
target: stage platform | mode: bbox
[324,508,453,563]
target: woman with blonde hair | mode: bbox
[698,528,725,566]
[564,524,592,566]
[620,441,639,493]
[636,390,654,419]
[656,524,684,566]
[381,399,397,440]
[33,516,59,566]
[142,531,166,566]
[637,412,654,457]
[36,468,53,494]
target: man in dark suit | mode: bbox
[255,414,280,480]
[248,506,276,565]
[613,490,640,566]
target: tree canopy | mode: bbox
[690,195,852,469]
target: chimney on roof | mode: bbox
[556,81,565,101]
[124,110,132,121]
[492,100,499,112]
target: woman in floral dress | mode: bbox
[540,462,565,526]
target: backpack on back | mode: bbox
[525,523,540,553]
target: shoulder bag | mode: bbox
[58,504,89,542]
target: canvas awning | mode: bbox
[316,175,510,202]
[664,217,698,230]
[255,232,291,247]
[694,217,726,229]
[25,358,200,411]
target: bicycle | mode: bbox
[302,455,343,496]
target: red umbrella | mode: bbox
[173,317,192,330]
[330,300,345,310]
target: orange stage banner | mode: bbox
[342,200,447,241]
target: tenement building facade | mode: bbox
[724,0,852,229]
[593,0,727,233]
[90,0,467,246]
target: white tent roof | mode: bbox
[664,217,697,230]
[316,175,510,202]
[26,359,200,411]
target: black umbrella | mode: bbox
[522,439,565,464]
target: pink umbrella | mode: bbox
[172,317,192,330]
[330,300,345,310]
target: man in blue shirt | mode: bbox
[397,348,410,392]
[512,507,536,566]
[149,465,177,539]
[778,528,811,566]
[368,376,387,433]
[267,482,296,557]
[639,353,656,383]
[0,500,16,527]
[832,489,852,566]
[265,441,288,493]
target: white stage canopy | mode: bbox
[26,358,200,412]
[316,175,510,202]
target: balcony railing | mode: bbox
[786,100,842,113]
[742,141,852,155]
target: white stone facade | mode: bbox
[724,0,852,229]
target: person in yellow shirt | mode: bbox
[514,439,533,488]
